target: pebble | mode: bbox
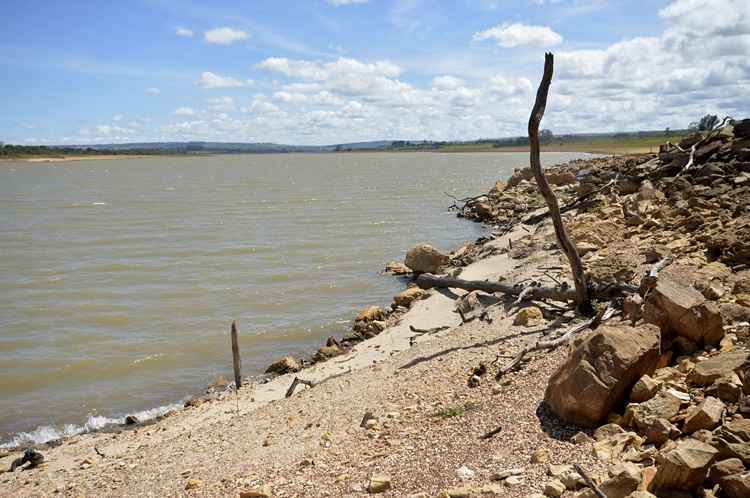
[184,479,202,490]
[531,448,550,463]
[368,474,391,493]
[455,465,475,480]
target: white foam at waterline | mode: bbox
[0,402,184,450]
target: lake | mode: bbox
[0,151,588,447]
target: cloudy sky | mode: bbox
[1,0,748,145]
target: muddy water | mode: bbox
[0,152,588,446]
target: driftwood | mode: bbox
[479,424,503,440]
[285,376,316,397]
[528,53,592,313]
[416,273,636,303]
[574,464,608,498]
[495,305,616,379]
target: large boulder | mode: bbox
[683,397,725,433]
[651,438,718,491]
[355,305,385,322]
[393,287,427,308]
[643,276,724,345]
[404,244,450,274]
[508,167,534,187]
[544,323,661,426]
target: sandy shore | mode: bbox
[0,212,608,497]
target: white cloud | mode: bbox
[112,114,124,121]
[326,0,368,5]
[473,23,563,48]
[198,71,251,89]
[432,75,465,91]
[173,107,196,116]
[204,27,249,45]
[145,87,160,95]
[206,96,236,112]
[175,27,194,37]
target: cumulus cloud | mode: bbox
[173,107,196,116]
[198,71,251,89]
[114,0,749,146]
[206,96,236,112]
[175,27,194,37]
[473,23,563,48]
[204,27,249,45]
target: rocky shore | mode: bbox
[2,120,750,497]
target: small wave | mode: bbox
[91,202,108,206]
[0,402,183,450]
[130,353,165,366]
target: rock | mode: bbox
[720,303,750,323]
[683,397,725,433]
[508,167,534,187]
[393,287,427,308]
[722,471,750,498]
[630,390,684,437]
[404,244,450,274]
[599,462,642,498]
[708,458,745,485]
[642,417,679,445]
[384,261,411,275]
[441,484,504,497]
[595,424,626,441]
[652,438,718,491]
[642,276,724,345]
[124,415,139,425]
[631,375,661,403]
[545,323,661,426]
[356,305,385,322]
[577,242,599,256]
[456,465,475,480]
[548,464,573,478]
[626,493,656,498]
[368,474,391,493]
[475,201,496,219]
[547,170,577,186]
[313,344,343,362]
[623,294,644,324]
[706,373,743,402]
[531,448,550,464]
[514,306,543,326]
[544,480,566,497]
[505,475,524,486]
[185,479,202,490]
[239,486,273,498]
[571,432,594,445]
[265,355,302,374]
[491,468,524,481]
[688,351,749,386]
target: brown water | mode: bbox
[0,152,588,447]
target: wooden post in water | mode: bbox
[230,321,242,390]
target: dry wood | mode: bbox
[479,424,503,440]
[574,464,608,498]
[285,376,315,398]
[416,273,636,303]
[528,52,591,313]
[230,321,242,390]
[523,174,619,225]
[495,305,615,379]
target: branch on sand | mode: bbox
[495,305,616,379]
[528,52,592,314]
[415,273,636,304]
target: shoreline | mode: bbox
[2,128,749,496]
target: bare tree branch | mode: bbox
[528,52,592,314]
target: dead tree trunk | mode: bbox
[528,53,592,314]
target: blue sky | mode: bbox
[1,0,748,145]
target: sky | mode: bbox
[0,0,748,145]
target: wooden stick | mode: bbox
[495,305,615,379]
[527,53,592,314]
[230,321,242,390]
[285,376,316,398]
[479,425,503,440]
[574,464,608,498]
